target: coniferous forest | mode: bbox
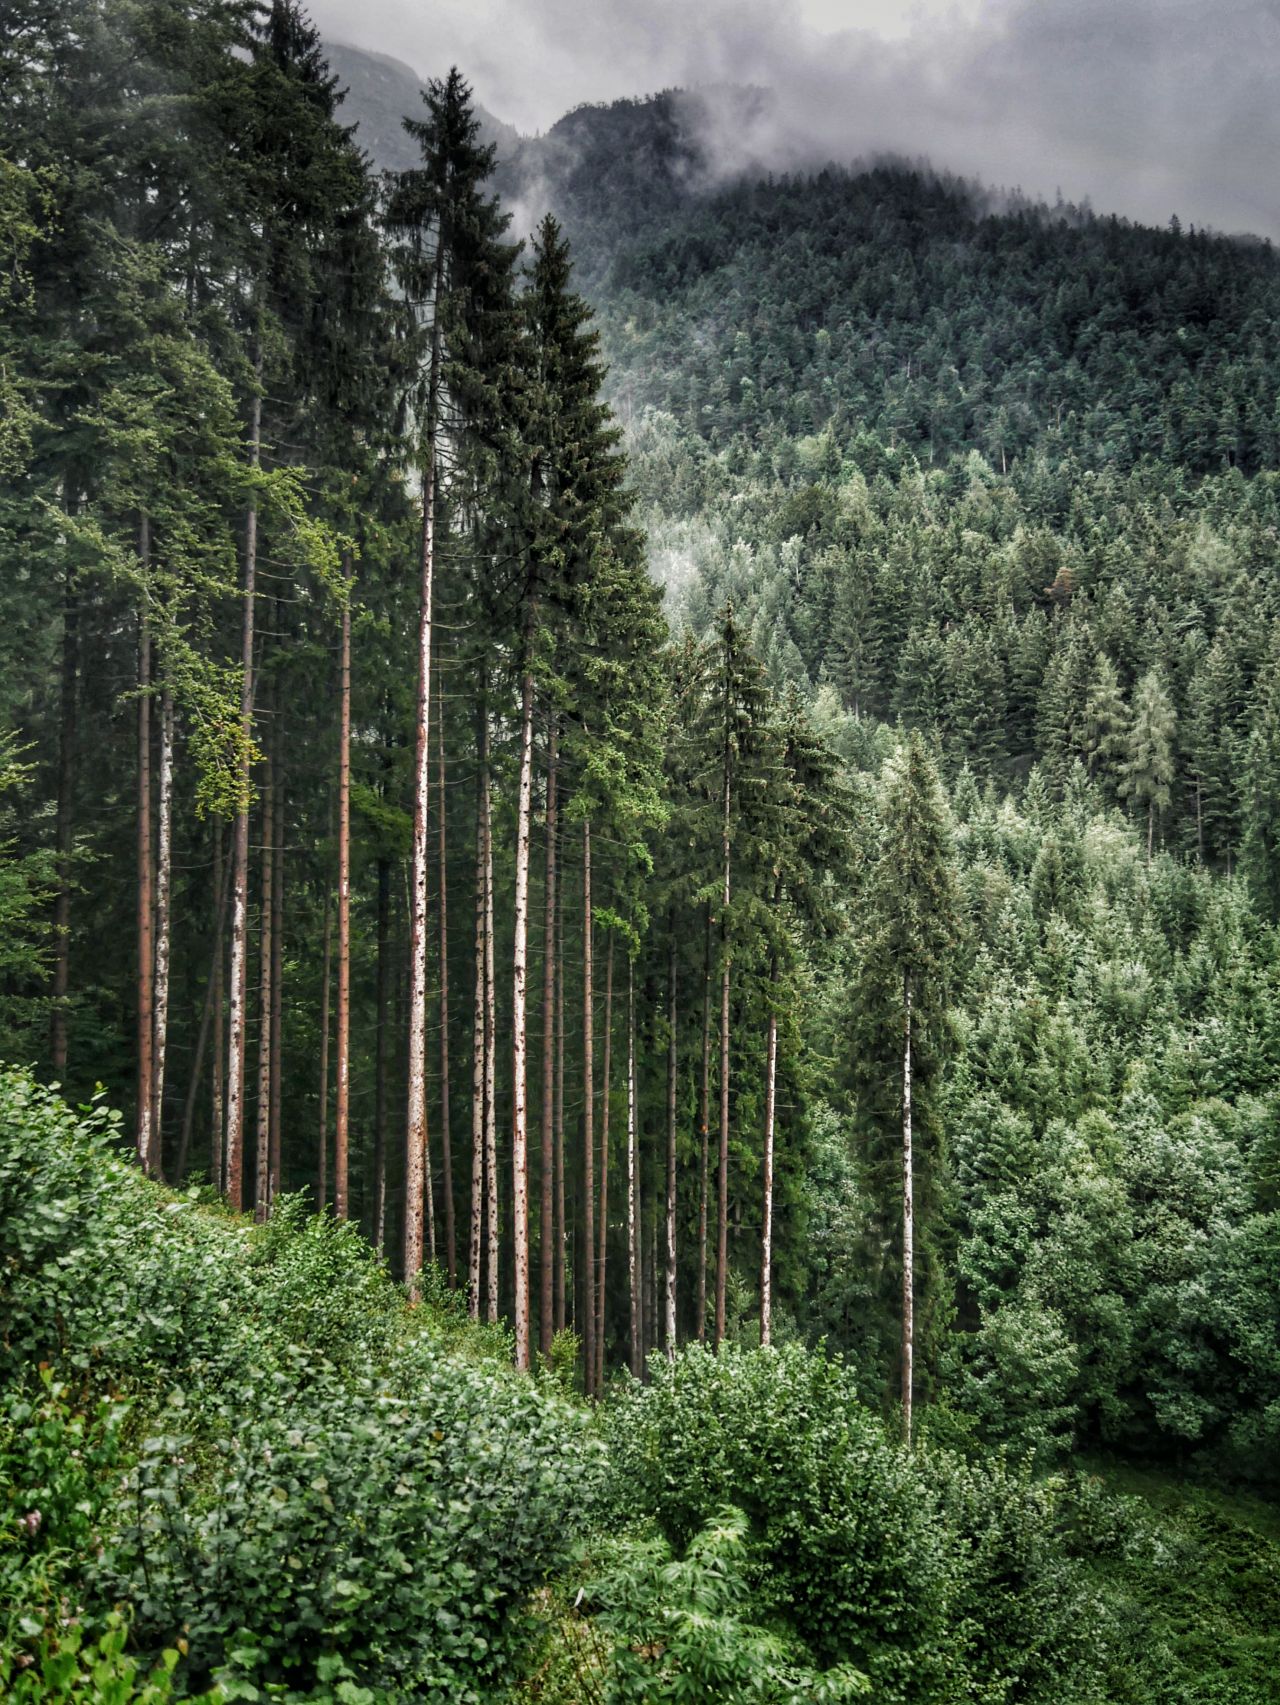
[2,4,1280,1701]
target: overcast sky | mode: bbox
[309,0,1280,239]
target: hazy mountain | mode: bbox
[325,40,519,173]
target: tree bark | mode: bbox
[696,911,711,1342]
[715,746,732,1351]
[469,717,487,1320]
[212,825,225,1193]
[268,727,284,1204]
[335,562,352,1219]
[136,526,155,1175]
[483,722,499,1327]
[176,827,231,1187]
[317,882,332,1211]
[254,740,275,1223]
[511,658,536,1369]
[627,959,641,1378]
[539,722,559,1356]
[436,671,456,1284]
[581,819,596,1395]
[665,930,678,1356]
[51,555,77,1078]
[554,857,566,1335]
[596,934,614,1393]
[373,857,391,1252]
[404,243,444,1291]
[760,949,779,1348]
[151,684,174,1173]
[225,360,261,1213]
[902,976,914,1446]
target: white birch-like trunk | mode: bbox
[335,566,352,1219]
[254,758,274,1222]
[150,684,174,1172]
[665,934,678,1356]
[136,524,154,1176]
[511,667,535,1368]
[483,757,499,1326]
[627,959,641,1377]
[902,977,914,1445]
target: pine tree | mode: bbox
[1119,667,1177,861]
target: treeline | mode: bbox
[0,0,855,1393]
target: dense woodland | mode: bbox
[2,3,1280,1700]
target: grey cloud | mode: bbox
[309,0,1280,238]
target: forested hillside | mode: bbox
[3,6,1280,1700]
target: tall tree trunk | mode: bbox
[596,935,614,1393]
[511,657,536,1370]
[1147,798,1155,864]
[483,727,499,1327]
[51,555,77,1078]
[469,722,487,1320]
[151,684,174,1175]
[136,527,155,1175]
[405,247,444,1291]
[225,360,261,1212]
[539,722,559,1356]
[268,728,284,1204]
[254,743,275,1223]
[665,930,678,1356]
[554,863,566,1335]
[436,672,456,1284]
[211,825,225,1193]
[627,959,641,1378]
[760,947,779,1348]
[902,976,914,1446]
[317,883,332,1211]
[696,911,711,1342]
[581,819,596,1395]
[176,827,231,1186]
[374,857,391,1252]
[335,562,352,1220]
[715,750,732,1351]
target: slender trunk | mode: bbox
[1195,777,1204,864]
[211,826,225,1192]
[136,529,155,1175]
[1147,798,1154,864]
[151,684,174,1175]
[648,1210,658,1367]
[483,725,499,1327]
[254,743,275,1223]
[539,723,559,1355]
[374,858,390,1251]
[627,960,640,1378]
[554,863,566,1335]
[333,564,352,1218]
[596,935,614,1392]
[405,247,444,1291]
[760,949,779,1348]
[469,718,487,1320]
[225,362,261,1212]
[268,730,284,1203]
[902,976,914,1446]
[665,931,678,1356]
[696,912,711,1342]
[177,830,230,1185]
[436,672,456,1283]
[715,761,732,1351]
[51,556,77,1077]
[317,885,332,1211]
[511,660,536,1370]
[581,820,596,1395]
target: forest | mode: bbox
[2,3,1279,1700]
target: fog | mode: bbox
[308,0,1279,239]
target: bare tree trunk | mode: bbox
[254,743,275,1222]
[317,884,332,1211]
[483,729,499,1328]
[539,722,559,1356]
[715,756,732,1351]
[511,660,536,1370]
[760,949,779,1348]
[902,977,914,1446]
[212,825,225,1192]
[405,248,444,1291]
[225,362,261,1212]
[436,672,456,1284]
[136,526,155,1175]
[334,565,352,1219]
[581,819,596,1395]
[627,959,641,1378]
[373,858,390,1250]
[51,555,77,1078]
[151,684,174,1175]
[554,864,566,1335]
[696,912,711,1342]
[268,731,284,1204]
[177,825,231,1185]
[596,935,614,1392]
[469,724,486,1320]
[665,931,678,1356]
